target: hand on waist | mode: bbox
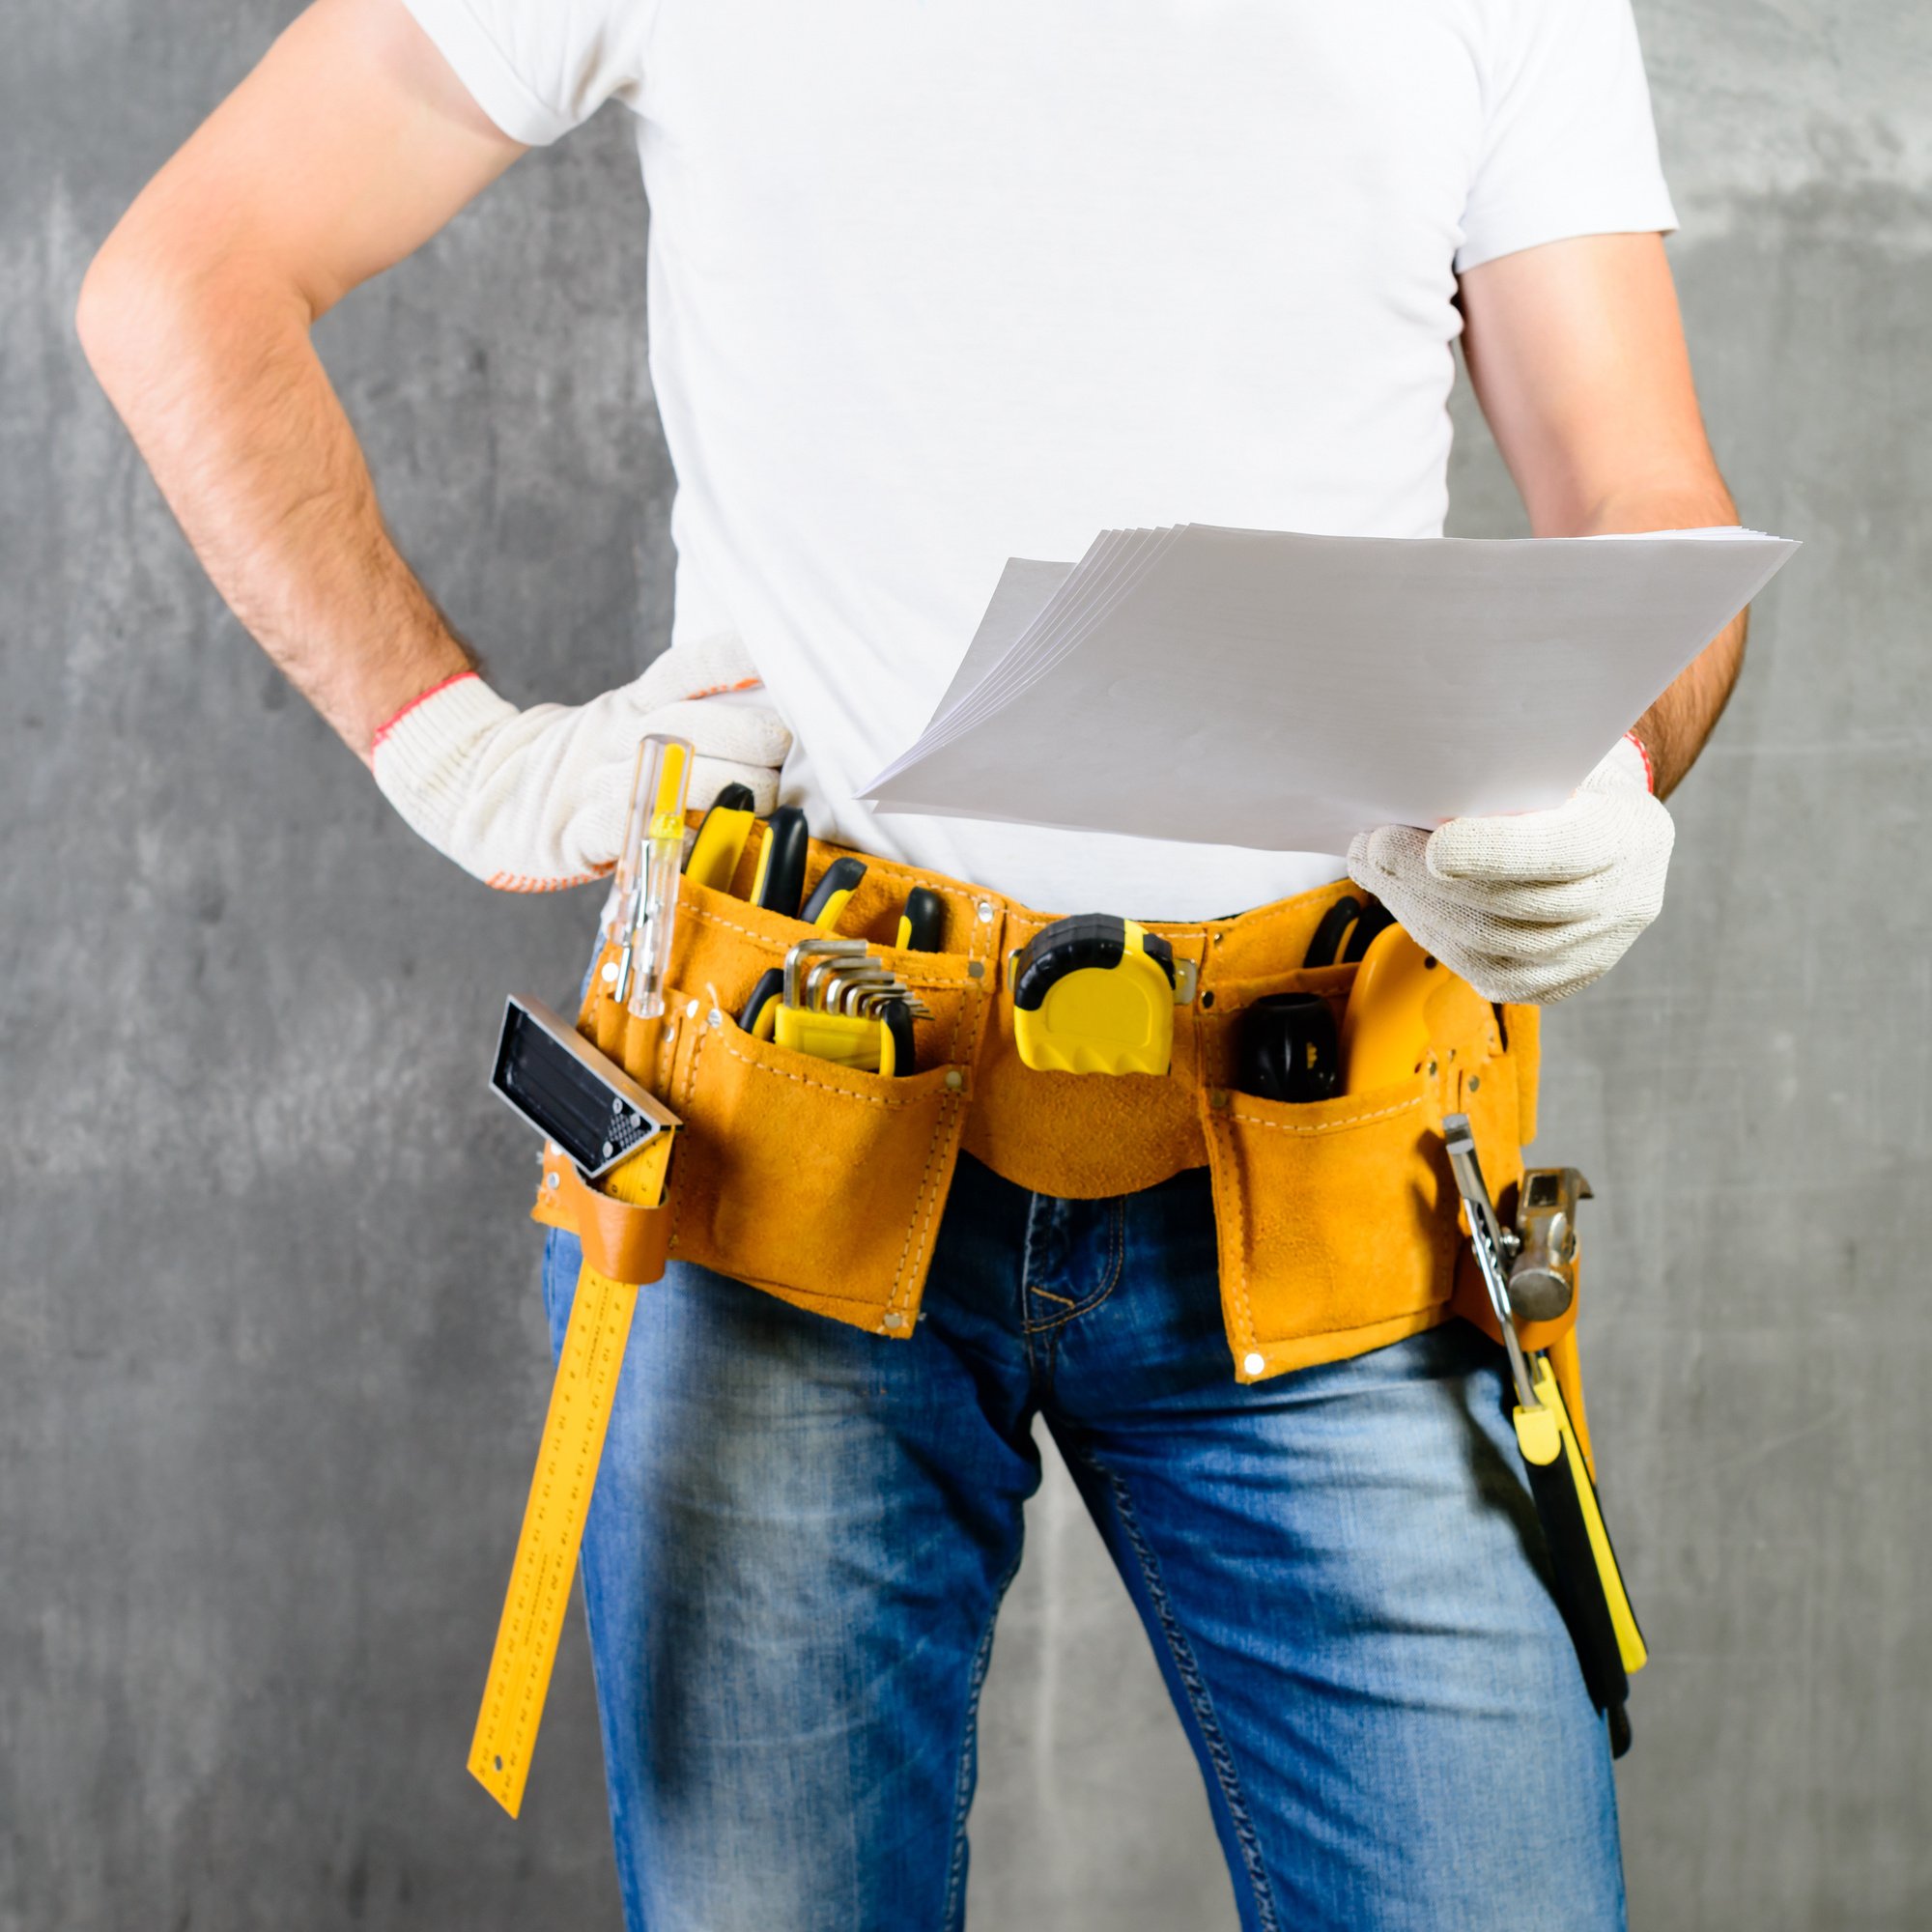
[369,634,791,892]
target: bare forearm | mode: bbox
[72,0,522,762]
[1460,238,1747,801]
[78,254,468,762]
[1572,481,1746,799]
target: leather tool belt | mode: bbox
[532,822,1587,1419]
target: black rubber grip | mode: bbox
[1236,993,1340,1103]
[897,887,947,952]
[752,807,810,919]
[1342,899,1396,963]
[882,997,917,1076]
[1523,1445,1634,1754]
[1010,914,1125,1012]
[1011,914,1178,1010]
[801,855,867,925]
[1303,895,1362,969]
[737,966,783,1036]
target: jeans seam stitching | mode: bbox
[1021,1198,1127,1334]
[1019,1191,1044,1378]
[942,1544,1027,1930]
[1072,1440,1283,1932]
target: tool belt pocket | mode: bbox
[1201,972,1536,1380]
[572,871,984,1336]
[661,1015,968,1333]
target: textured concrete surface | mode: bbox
[4,3,1927,1927]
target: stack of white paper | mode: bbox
[862,525,1797,854]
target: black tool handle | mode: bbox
[1302,895,1361,969]
[896,887,946,952]
[1236,993,1340,1103]
[701,781,756,817]
[801,855,867,927]
[737,967,783,1037]
[751,807,810,919]
[1341,899,1395,964]
[1522,1451,1634,1756]
[882,997,917,1076]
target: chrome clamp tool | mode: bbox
[1442,1114,1647,1757]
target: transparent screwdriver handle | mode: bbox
[605,734,693,1019]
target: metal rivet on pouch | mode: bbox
[1426,1060,1438,1077]
[1208,1089,1230,1109]
[685,1000,700,1019]
[944,1070,964,1092]
[546,1173,560,1191]
[977,900,994,923]
[967,960,985,979]
[601,961,618,984]
[883,1312,904,1329]
[1467,1075,1480,1092]
[1243,1352,1265,1376]
[707,1008,724,1029]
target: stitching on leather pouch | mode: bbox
[1213,982,1350,1020]
[885,1090,961,1324]
[663,1019,708,1260]
[682,897,974,992]
[719,1037,930,1106]
[1208,1109,1261,1353]
[886,915,989,1326]
[950,900,999,1066]
[679,1014,708,1116]
[1228,1094,1421,1135]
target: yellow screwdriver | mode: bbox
[611,735,693,1019]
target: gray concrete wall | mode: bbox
[4,4,1925,1926]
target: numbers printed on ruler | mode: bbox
[469,1265,640,1815]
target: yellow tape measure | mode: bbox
[468,1135,671,1817]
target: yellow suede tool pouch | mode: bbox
[556,840,1001,1337]
[532,826,1568,1385]
[1196,971,1554,1381]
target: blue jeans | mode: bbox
[541,1152,1625,1931]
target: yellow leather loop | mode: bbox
[529,1135,675,1287]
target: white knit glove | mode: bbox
[371,634,790,891]
[1346,737,1673,1005]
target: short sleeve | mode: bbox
[1457,0,1678,272]
[397,0,659,147]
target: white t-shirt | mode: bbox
[401,0,1676,919]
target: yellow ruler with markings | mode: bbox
[468,1136,670,1817]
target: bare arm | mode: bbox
[1459,233,1742,798]
[75,0,526,763]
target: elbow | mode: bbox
[78,216,312,413]
[76,216,239,400]
[75,229,159,402]
[74,243,118,374]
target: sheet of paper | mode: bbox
[862,525,1798,854]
